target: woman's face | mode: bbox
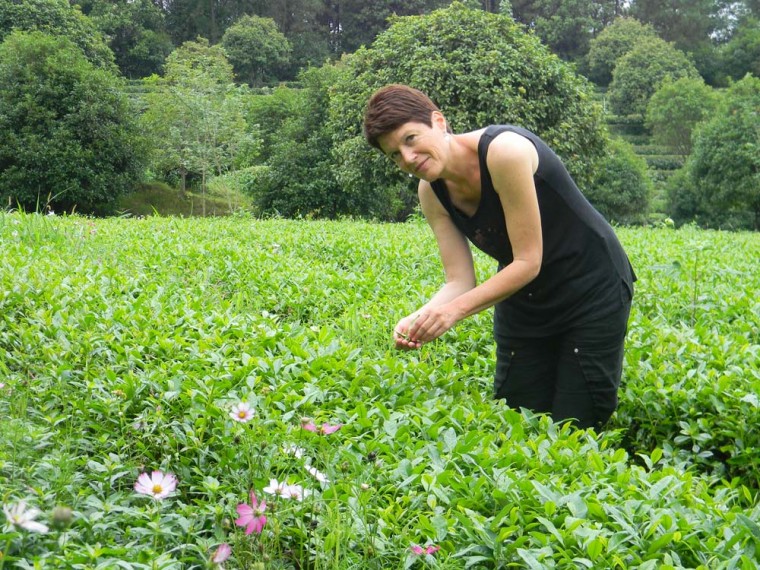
[377,113,448,181]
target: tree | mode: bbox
[645,77,721,158]
[584,138,652,224]
[630,0,717,53]
[718,16,760,82]
[327,2,609,221]
[0,0,115,70]
[85,0,174,79]
[507,0,626,62]
[585,17,659,86]
[679,75,760,230]
[327,0,451,55]
[221,15,291,86]
[140,39,253,211]
[0,31,146,214]
[607,36,699,117]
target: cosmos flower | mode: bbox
[211,543,231,564]
[282,443,306,458]
[3,500,49,533]
[304,464,330,485]
[411,544,440,555]
[229,402,254,423]
[134,470,178,500]
[235,491,267,535]
[301,421,342,435]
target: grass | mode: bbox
[116,181,253,218]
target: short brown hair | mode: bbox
[363,84,442,149]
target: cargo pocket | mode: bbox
[572,345,621,426]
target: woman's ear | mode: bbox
[431,110,448,133]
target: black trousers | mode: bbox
[493,301,632,430]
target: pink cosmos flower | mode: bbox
[134,470,177,500]
[301,421,342,435]
[235,491,267,535]
[211,543,231,564]
[229,402,254,423]
[3,500,49,533]
[411,544,440,555]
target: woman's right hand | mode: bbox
[393,314,422,350]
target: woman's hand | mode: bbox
[405,305,461,344]
[393,314,423,350]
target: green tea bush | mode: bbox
[0,214,758,568]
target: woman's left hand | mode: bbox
[406,305,461,344]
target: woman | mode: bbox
[363,84,635,429]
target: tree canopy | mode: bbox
[607,36,699,117]
[0,0,115,70]
[0,31,145,214]
[326,2,608,221]
[221,15,291,87]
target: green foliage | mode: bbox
[0,215,759,568]
[645,77,722,157]
[86,0,173,79]
[332,0,451,55]
[0,0,115,70]
[615,227,760,489]
[718,17,760,82]
[630,0,719,53]
[248,65,353,218]
[221,15,291,87]
[585,17,659,87]
[328,2,608,221]
[140,39,256,200]
[607,36,700,117]
[507,0,622,62]
[0,31,146,215]
[680,75,760,230]
[585,138,652,224]
[245,86,302,163]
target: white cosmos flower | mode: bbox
[134,470,178,500]
[304,464,330,485]
[3,500,49,533]
[229,402,254,423]
[282,444,306,458]
[262,478,289,498]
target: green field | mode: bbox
[1,213,759,569]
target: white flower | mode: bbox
[283,484,311,501]
[3,500,49,533]
[229,402,254,423]
[134,470,178,500]
[282,444,305,458]
[262,478,289,498]
[263,479,310,501]
[304,464,330,485]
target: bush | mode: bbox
[328,2,608,221]
[645,77,721,157]
[0,31,146,215]
[0,0,115,70]
[585,138,652,224]
[608,36,699,117]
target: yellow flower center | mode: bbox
[152,484,163,494]
[238,411,247,418]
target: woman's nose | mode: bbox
[400,147,416,169]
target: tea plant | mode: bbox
[0,213,758,568]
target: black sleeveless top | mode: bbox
[431,125,635,336]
